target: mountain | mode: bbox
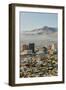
[22,26,57,35]
[20,26,58,48]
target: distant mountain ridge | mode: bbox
[20,26,57,48]
[32,26,57,32]
[22,26,57,35]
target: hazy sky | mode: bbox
[19,12,58,31]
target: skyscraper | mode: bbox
[29,43,35,53]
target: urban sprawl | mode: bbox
[20,43,58,78]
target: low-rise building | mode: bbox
[22,44,28,51]
[21,50,32,55]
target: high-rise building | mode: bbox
[51,44,55,50]
[29,43,35,53]
[43,47,48,54]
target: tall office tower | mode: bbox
[29,43,35,53]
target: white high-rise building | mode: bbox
[51,44,55,50]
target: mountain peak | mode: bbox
[42,26,49,29]
[22,26,57,35]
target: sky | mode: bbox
[19,12,58,31]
